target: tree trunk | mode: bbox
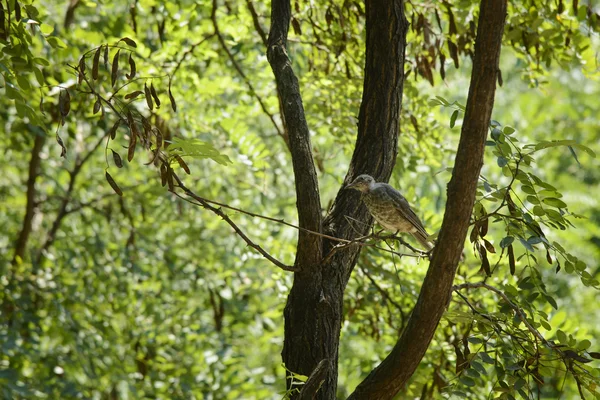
[348,1,508,398]
[268,0,409,398]
[12,132,45,266]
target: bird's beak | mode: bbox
[345,181,358,190]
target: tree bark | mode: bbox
[267,0,408,398]
[348,1,508,398]
[12,132,45,265]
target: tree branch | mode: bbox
[212,0,289,148]
[321,0,409,282]
[170,34,215,78]
[36,133,106,264]
[12,132,46,265]
[173,174,296,272]
[246,0,268,45]
[453,283,552,348]
[298,359,330,400]
[267,0,322,267]
[348,1,508,398]
[278,0,409,396]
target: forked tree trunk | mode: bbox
[268,0,408,398]
[267,0,507,398]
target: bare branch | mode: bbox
[349,1,508,398]
[453,282,553,348]
[246,0,268,45]
[211,0,288,147]
[170,34,215,78]
[36,133,106,264]
[173,174,296,272]
[12,132,46,265]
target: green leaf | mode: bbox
[544,294,558,310]
[47,36,67,48]
[532,205,545,216]
[39,23,54,35]
[542,197,567,208]
[459,376,476,387]
[526,195,540,204]
[450,109,459,128]
[479,352,494,364]
[533,140,596,158]
[521,185,536,194]
[503,126,516,135]
[577,339,591,351]
[500,236,514,248]
[518,237,534,252]
[557,330,567,344]
[168,137,232,165]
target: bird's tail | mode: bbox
[411,231,434,251]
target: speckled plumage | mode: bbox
[347,174,433,249]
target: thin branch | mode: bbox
[246,0,268,45]
[172,174,296,272]
[170,34,215,78]
[452,282,553,348]
[211,0,287,146]
[64,0,81,30]
[36,133,106,264]
[359,265,405,314]
[176,184,426,265]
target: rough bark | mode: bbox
[267,0,322,267]
[267,0,408,398]
[12,133,45,265]
[348,1,508,398]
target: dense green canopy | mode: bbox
[1,0,599,398]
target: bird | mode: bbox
[346,174,434,250]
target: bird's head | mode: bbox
[346,174,375,193]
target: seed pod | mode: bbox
[111,149,123,168]
[150,83,160,107]
[175,155,190,174]
[126,53,136,79]
[168,79,177,112]
[92,45,102,80]
[111,49,120,87]
[120,37,137,47]
[124,90,144,100]
[144,82,153,110]
[106,171,123,196]
[108,120,120,140]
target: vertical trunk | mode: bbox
[12,133,46,265]
[280,1,408,398]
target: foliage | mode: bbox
[1,0,600,399]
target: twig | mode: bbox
[246,0,268,45]
[452,282,553,349]
[360,265,405,314]
[211,0,287,145]
[170,34,215,78]
[173,174,296,272]
[36,133,106,264]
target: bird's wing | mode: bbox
[383,184,430,238]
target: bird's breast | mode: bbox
[363,193,415,232]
